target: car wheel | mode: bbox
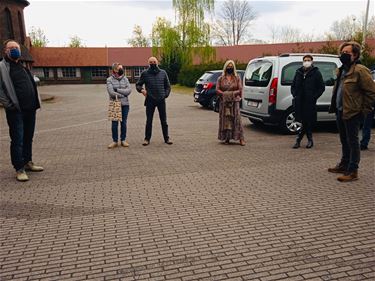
[280,110,302,134]
[209,96,216,110]
[213,97,220,112]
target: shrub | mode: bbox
[178,61,247,87]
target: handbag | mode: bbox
[108,96,122,122]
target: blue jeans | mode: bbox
[5,109,36,171]
[360,109,374,147]
[111,105,129,142]
[336,111,361,172]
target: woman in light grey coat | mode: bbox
[106,63,131,148]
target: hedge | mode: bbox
[177,62,248,87]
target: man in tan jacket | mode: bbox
[328,41,375,182]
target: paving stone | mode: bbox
[0,84,374,280]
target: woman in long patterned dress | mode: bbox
[216,60,245,146]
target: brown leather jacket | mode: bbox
[329,63,375,119]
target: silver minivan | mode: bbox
[241,53,341,134]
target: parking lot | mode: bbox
[0,84,374,281]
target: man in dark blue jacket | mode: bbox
[0,40,43,181]
[136,57,172,146]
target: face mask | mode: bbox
[9,48,21,60]
[340,53,352,66]
[303,61,312,68]
[226,68,234,74]
[149,64,158,70]
[117,68,124,76]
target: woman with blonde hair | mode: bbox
[216,60,245,145]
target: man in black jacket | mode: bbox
[0,39,43,181]
[136,57,172,146]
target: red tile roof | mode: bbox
[31,39,375,67]
[31,47,108,67]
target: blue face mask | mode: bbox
[9,48,21,60]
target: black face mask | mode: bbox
[117,68,124,76]
[149,64,158,70]
[226,68,234,74]
[339,53,352,66]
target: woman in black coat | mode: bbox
[291,55,325,148]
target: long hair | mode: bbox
[222,60,238,77]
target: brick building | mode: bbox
[0,0,33,64]
[29,39,375,84]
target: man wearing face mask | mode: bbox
[0,39,43,182]
[291,55,325,149]
[136,57,172,146]
[328,41,375,182]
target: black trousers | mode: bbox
[297,119,313,141]
[145,97,169,142]
[336,111,361,172]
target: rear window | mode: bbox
[281,61,338,86]
[198,72,221,82]
[244,61,273,87]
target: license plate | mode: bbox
[247,101,258,107]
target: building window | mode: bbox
[32,68,54,79]
[4,8,14,39]
[57,68,80,78]
[18,12,25,44]
[134,66,147,78]
[92,67,107,78]
[124,67,132,78]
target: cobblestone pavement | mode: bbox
[1,85,374,281]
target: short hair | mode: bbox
[111,62,121,70]
[303,54,313,61]
[2,39,20,54]
[339,41,361,60]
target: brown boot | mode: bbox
[328,163,347,174]
[337,171,358,182]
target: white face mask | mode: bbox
[303,61,312,68]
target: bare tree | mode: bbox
[29,26,49,47]
[212,0,257,45]
[268,25,316,43]
[128,25,150,47]
[325,14,375,40]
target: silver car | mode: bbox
[241,53,341,134]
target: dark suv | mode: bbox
[193,70,245,111]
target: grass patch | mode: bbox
[171,84,194,96]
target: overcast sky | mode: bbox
[24,0,374,47]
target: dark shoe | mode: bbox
[165,139,173,145]
[360,144,368,150]
[337,170,358,182]
[328,164,347,174]
[306,140,313,149]
[292,141,300,149]
[142,140,150,146]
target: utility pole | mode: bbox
[362,0,370,51]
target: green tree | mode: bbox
[68,35,85,48]
[29,27,48,47]
[128,25,150,47]
[152,0,216,84]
